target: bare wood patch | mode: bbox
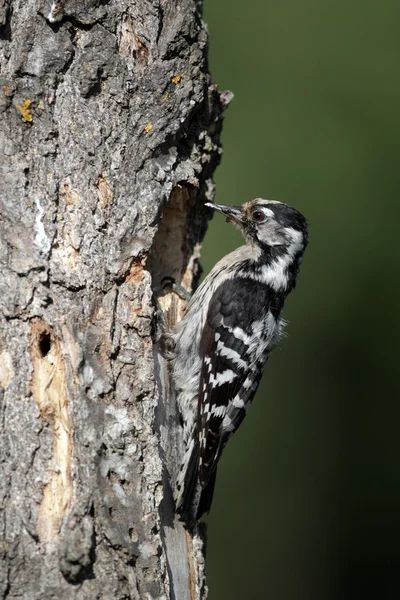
[0,349,14,388]
[96,176,113,214]
[125,257,144,284]
[53,182,82,270]
[148,186,200,325]
[29,319,72,545]
[61,182,80,207]
[186,529,198,600]
[118,14,148,62]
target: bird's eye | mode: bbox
[251,209,267,223]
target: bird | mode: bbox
[166,198,308,527]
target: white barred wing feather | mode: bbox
[197,277,281,487]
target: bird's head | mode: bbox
[206,198,308,257]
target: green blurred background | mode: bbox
[201,1,400,598]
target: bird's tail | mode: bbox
[174,440,217,528]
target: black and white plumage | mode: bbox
[168,198,308,526]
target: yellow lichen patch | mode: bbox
[161,90,169,102]
[30,320,72,544]
[171,74,184,84]
[0,349,14,388]
[144,122,152,133]
[96,176,113,211]
[17,99,33,123]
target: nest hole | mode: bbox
[38,332,51,357]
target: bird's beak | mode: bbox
[205,203,244,226]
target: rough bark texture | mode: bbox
[0,1,228,598]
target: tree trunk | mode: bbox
[0,1,228,597]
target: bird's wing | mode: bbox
[198,277,276,487]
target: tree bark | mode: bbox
[0,1,228,597]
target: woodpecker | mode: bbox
[167,198,308,526]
